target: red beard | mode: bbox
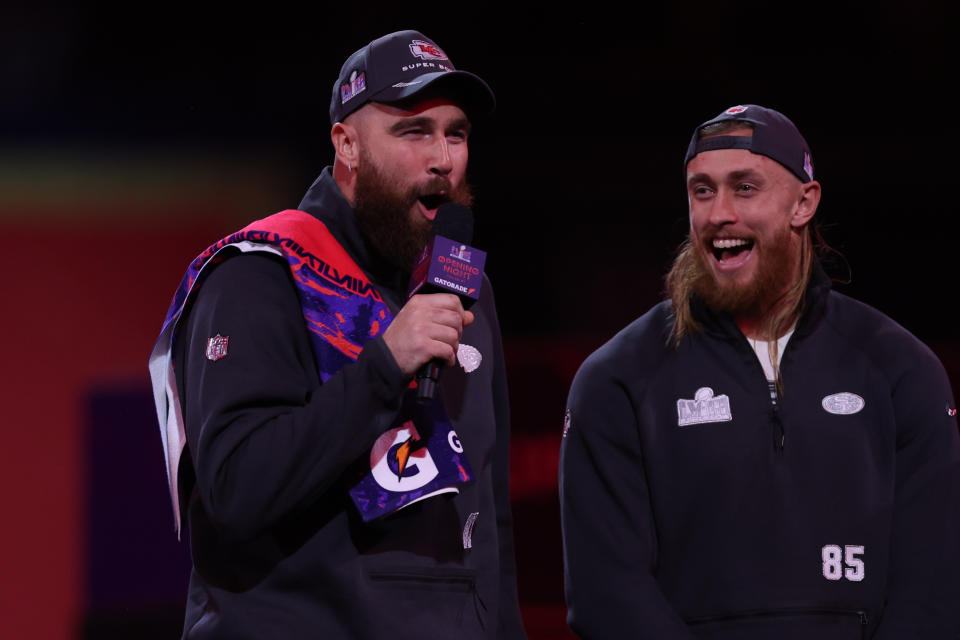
[690,222,798,319]
[353,150,473,270]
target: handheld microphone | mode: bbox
[407,203,487,402]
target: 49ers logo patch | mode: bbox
[822,392,865,415]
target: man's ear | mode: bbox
[331,121,360,168]
[791,180,821,228]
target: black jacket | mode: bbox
[172,169,526,639]
[560,266,960,639]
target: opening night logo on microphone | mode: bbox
[409,235,486,302]
[450,244,471,262]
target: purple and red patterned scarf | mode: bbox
[149,210,471,533]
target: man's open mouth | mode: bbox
[711,237,754,264]
[418,192,449,212]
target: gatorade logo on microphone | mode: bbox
[407,203,485,305]
[418,236,486,301]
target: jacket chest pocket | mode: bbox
[368,568,487,637]
[688,608,867,640]
[369,567,476,592]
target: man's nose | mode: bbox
[429,137,452,175]
[708,189,739,226]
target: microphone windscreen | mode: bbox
[434,203,474,245]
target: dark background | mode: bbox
[5,4,957,336]
[2,3,956,638]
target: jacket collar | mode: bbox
[691,259,832,342]
[297,167,409,307]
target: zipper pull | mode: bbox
[771,411,785,451]
[769,382,785,451]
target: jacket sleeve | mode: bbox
[872,345,960,638]
[559,348,696,639]
[176,251,410,541]
[484,282,528,639]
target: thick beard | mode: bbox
[353,152,474,271]
[689,224,797,319]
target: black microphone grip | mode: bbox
[416,360,443,401]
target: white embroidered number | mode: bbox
[822,545,843,580]
[844,545,865,582]
[822,544,864,582]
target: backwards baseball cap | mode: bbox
[330,30,495,125]
[684,104,815,183]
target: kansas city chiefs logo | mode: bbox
[409,40,448,61]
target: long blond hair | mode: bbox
[668,118,824,390]
[665,223,815,391]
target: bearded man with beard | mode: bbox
[148,31,527,640]
[560,105,960,639]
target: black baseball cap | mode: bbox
[330,30,495,125]
[684,104,815,183]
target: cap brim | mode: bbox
[370,70,496,119]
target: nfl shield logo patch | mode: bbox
[206,334,229,361]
